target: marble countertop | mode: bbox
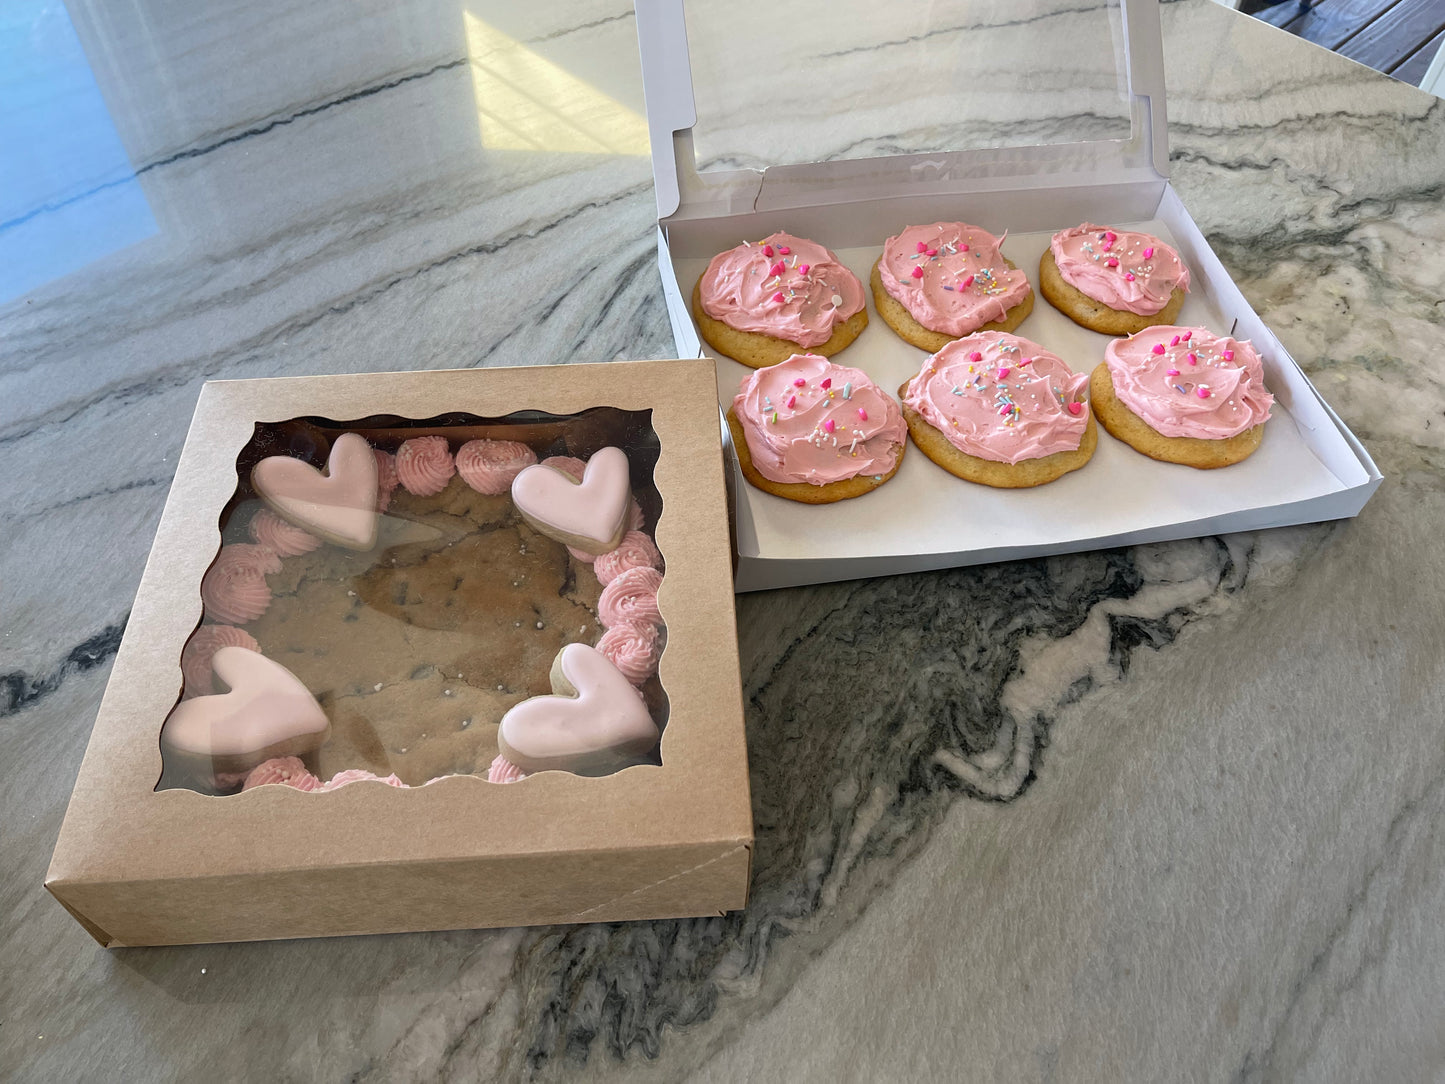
[4,0,1444,1079]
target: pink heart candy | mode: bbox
[497,644,659,775]
[161,647,328,767]
[511,446,631,555]
[251,433,379,550]
[1067,402,1084,416]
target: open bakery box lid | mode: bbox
[634,0,1382,592]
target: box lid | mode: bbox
[636,0,1171,221]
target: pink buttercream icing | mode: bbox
[593,530,663,586]
[699,231,866,347]
[567,544,597,564]
[181,624,260,698]
[1105,326,1273,439]
[396,436,455,496]
[374,449,399,512]
[598,566,663,628]
[731,353,905,485]
[241,756,322,792]
[598,620,663,685]
[456,439,537,495]
[903,333,1090,464]
[487,753,527,784]
[247,507,321,557]
[540,455,587,481]
[1050,223,1190,316]
[879,222,1032,336]
[321,769,407,791]
[201,543,283,625]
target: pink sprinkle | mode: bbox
[793,378,806,387]
[1105,231,1117,242]
[1142,246,1154,259]
[997,405,1012,416]
[786,395,796,409]
[763,245,774,257]
[1152,344,1166,355]
[1167,368,1180,376]
[778,246,790,255]
[1067,401,1083,416]
[1222,349,1235,362]
[1197,387,1211,399]
[1171,335,1180,346]
[1103,241,1114,252]
[969,351,983,362]
[1019,358,1032,367]
[962,275,975,288]
[798,264,810,276]
[824,418,836,433]
[916,241,928,253]
[960,243,968,252]
[927,248,938,257]
[1183,330,1192,341]
[769,261,785,277]
[1125,272,1136,281]
[1105,257,1118,268]
[1188,352,1198,365]
[858,408,868,421]
[911,266,924,279]
[996,367,1011,379]
[821,377,832,389]
[772,292,785,303]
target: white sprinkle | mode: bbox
[346,590,356,597]
[830,293,843,306]
[373,683,383,692]
[443,689,453,697]
[497,684,504,691]
[535,621,544,629]
[200,969,206,975]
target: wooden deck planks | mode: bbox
[1336,0,1445,72]
[1389,25,1445,80]
[1281,0,1406,50]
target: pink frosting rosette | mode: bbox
[593,530,663,586]
[456,439,537,495]
[540,455,587,481]
[598,620,663,684]
[396,436,455,496]
[180,624,260,698]
[242,756,322,792]
[247,507,321,557]
[598,566,663,628]
[321,769,407,791]
[698,231,867,347]
[201,543,283,625]
[487,754,527,784]
[374,449,399,512]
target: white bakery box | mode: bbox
[635,0,1382,592]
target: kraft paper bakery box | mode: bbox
[635,0,1382,592]
[46,360,753,947]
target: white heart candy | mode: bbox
[497,643,659,775]
[511,446,631,555]
[251,432,379,550]
[161,646,328,759]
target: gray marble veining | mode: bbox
[3,0,1444,1080]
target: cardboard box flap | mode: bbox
[636,0,1172,221]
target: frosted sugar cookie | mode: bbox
[1040,223,1189,335]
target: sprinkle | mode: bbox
[1167,368,1180,376]
[857,408,868,421]
[1188,352,1198,365]
[969,351,983,362]
[1152,344,1166,355]
[911,266,924,279]
[1170,335,1181,346]
[1143,246,1154,259]
[763,244,773,257]
[916,241,928,253]
[778,246,790,255]
[772,292,785,303]
[786,395,796,409]
[1103,241,1114,253]
[830,293,843,306]
[771,411,778,424]
[927,248,938,257]
[793,378,806,387]
[998,404,1012,416]
[1183,330,1192,341]
[1105,258,1118,268]
[951,385,962,395]
[1019,358,1032,367]
[1067,402,1083,416]
[1174,384,1187,394]
[1197,387,1211,398]
[962,275,975,288]
[1125,272,1136,281]
[769,261,785,278]
[798,264,810,276]
[996,367,1011,379]
[1222,349,1235,362]
[1105,231,1117,242]
[843,382,853,399]
[943,285,954,290]
[824,419,836,433]
[821,378,832,389]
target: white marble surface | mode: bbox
[3,0,1444,1079]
